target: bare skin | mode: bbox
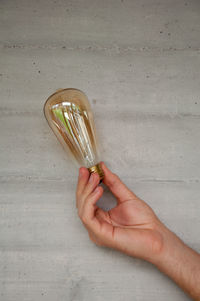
[76,162,200,300]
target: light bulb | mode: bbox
[44,88,104,180]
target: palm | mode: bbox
[95,198,161,258]
[109,199,156,228]
[77,163,162,259]
[96,198,156,229]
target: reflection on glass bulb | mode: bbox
[44,88,104,179]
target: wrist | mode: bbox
[150,222,183,266]
[151,222,200,300]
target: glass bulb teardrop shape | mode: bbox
[44,88,104,179]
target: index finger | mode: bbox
[76,167,89,208]
[101,162,136,203]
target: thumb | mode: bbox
[101,162,137,203]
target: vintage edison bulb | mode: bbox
[44,88,104,179]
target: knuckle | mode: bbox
[89,236,102,247]
[78,210,82,220]
[81,215,88,225]
[113,173,119,180]
[109,173,119,186]
[90,173,99,185]
[95,240,104,247]
[89,234,95,243]
[88,233,104,247]
[94,172,100,182]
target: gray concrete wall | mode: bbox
[0,0,200,300]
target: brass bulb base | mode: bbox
[88,163,104,181]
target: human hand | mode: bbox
[76,163,200,299]
[76,162,164,262]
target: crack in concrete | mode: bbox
[0,108,200,119]
[0,175,199,184]
[1,43,200,54]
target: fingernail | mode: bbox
[101,162,106,169]
[89,173,94,183]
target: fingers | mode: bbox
[82,186,103,222]
[80,186,104,239]
[82,192,116,249]
[76,172,117,249]
[76,167,89,208]
[82,172,100,202]
[76,167,101,217]
[101,162,137,203]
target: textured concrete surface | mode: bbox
[0,0,200,300]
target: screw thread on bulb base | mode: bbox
[88,163,104,181]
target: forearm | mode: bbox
[153,225,200,300]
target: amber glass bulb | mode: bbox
[44,88,104,179]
